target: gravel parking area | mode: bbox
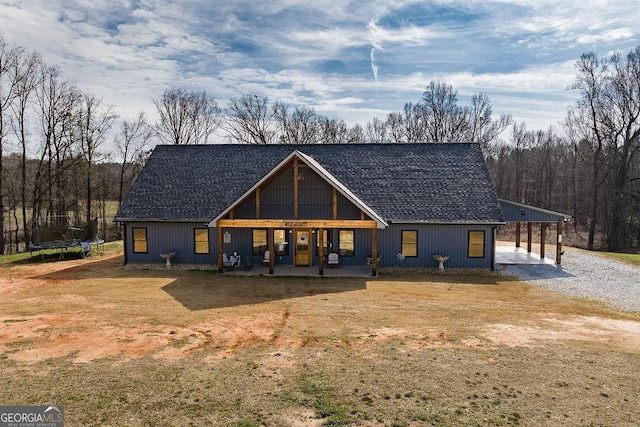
[502,247,640,312]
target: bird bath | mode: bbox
[433,255,449,271]
[160,252,175,269]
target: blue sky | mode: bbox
[1,0,639,139]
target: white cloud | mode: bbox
[0,0,639,139]
[576,29,635,45]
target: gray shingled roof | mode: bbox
[114,143,505,225]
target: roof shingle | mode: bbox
[114,143,505,224]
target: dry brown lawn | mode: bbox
[1,244,639,426]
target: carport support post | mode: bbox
[540,223,546,259]
[556,220,563,265]
[515,222,521,248]
[527,222,533,253]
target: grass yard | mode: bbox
[597,251,640,267]
[1,243,639,426]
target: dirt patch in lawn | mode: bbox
[2,250,638,362]
[2,246,640,426]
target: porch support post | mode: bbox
[527,222,533,253]
[371,227,378,277]
[268,228,274,275]
[540,223,546,259]
[318,228,324,276]
[217,226,224,273]
[556,220,563,265]
[515,222,521,248]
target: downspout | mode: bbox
[491,227,497,271]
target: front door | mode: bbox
[294,229,311,266]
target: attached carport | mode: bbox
[498,199,572,265]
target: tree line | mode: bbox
[489,48,640,251]
[1,32,639,253]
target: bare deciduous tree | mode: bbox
[115,112,152,206]
[419,81,512,146]
[566,51,636,249]
[34,65,81,226]
[10,49,41,246]
[386,111,405,144]
[153,88,219,145]
[0,34,22,254]
[273,101,318,144]
[421,81,467,142]
[223,94,276,144]
[316,116,349,144]
[75,93,117,221]
[365,117,388,144]
[466,93,512,151]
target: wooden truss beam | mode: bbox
[217,219,379,229]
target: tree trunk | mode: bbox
[21,144,29,247]
[607,154,630,251]
[587,147,601,250]
[0,119,5,255]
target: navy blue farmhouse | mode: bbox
[114,143,548,275]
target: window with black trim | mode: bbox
[252,229,267,255]
[468,230,485,258]
[338,229,354,256]
[274,229,289,256]
[401,230,418,257]
[194,228,209,254]
[132,227,148,253]
[316,229,333,255]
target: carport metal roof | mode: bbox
[498,199,572,223]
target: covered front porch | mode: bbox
[214,219,381,277]
[210,152,387,277]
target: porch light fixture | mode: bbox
[223,230,231,244]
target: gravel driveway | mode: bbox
[502,247,640,312]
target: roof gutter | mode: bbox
[387,219,507,226]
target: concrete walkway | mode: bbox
[495,245,557,265]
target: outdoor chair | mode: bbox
[327,252,340,267]
[262,250,270,266]
[223,253,240,270]
[366,254,381,265]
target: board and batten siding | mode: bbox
[125,222,496,268]
[234,165,362,220]
[125,222,216,264]
[376,224,496,269]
